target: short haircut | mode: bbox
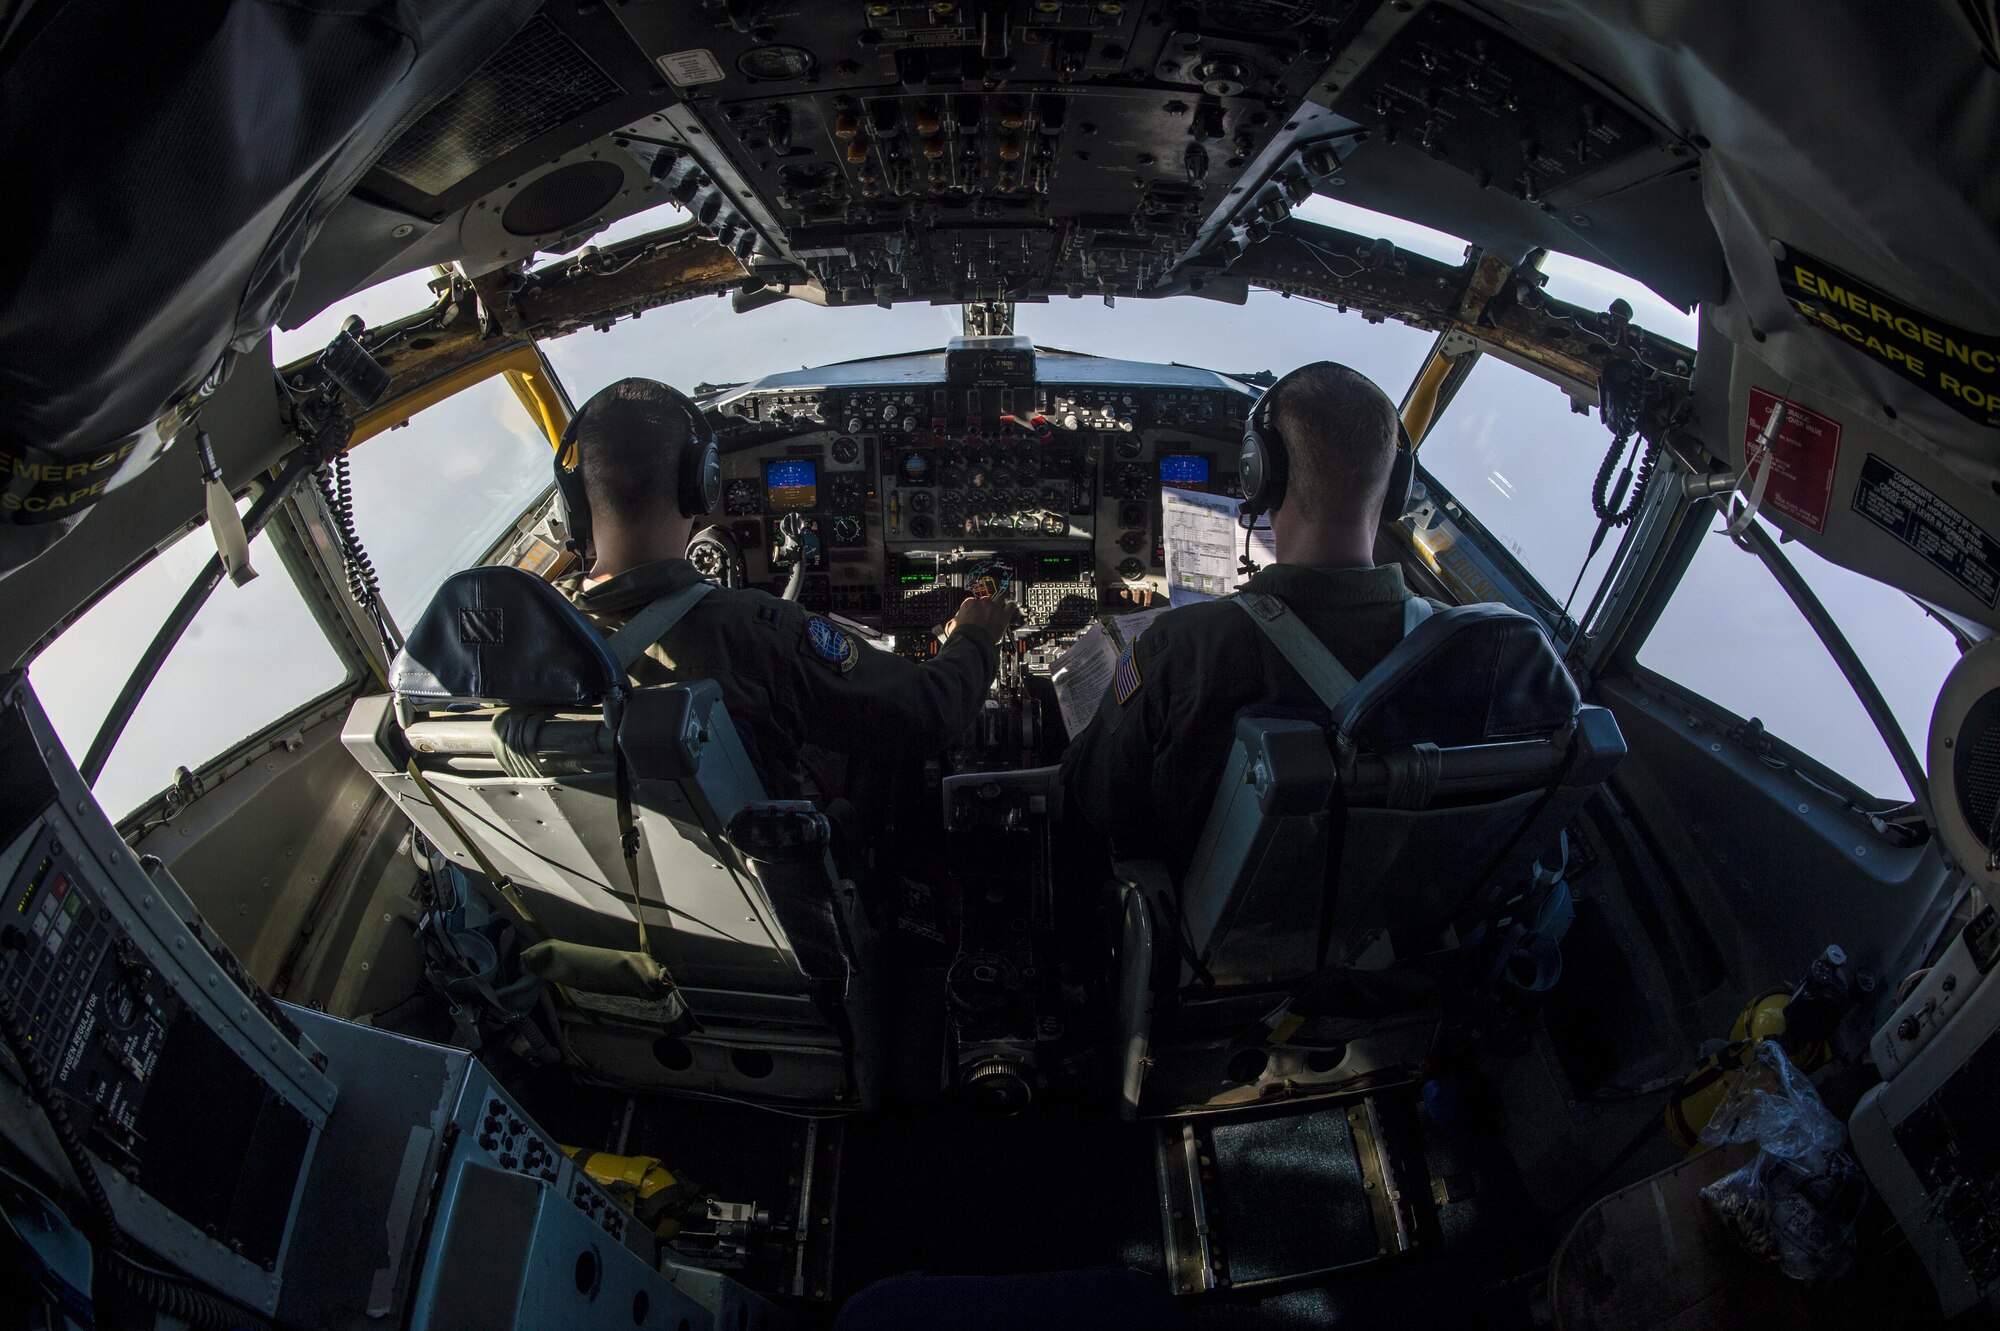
[574,378,695,526]
[1267,361,1400,524]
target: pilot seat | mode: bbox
[1110,601,1627,1116]
[342,566,855,1102]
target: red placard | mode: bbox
[1743,387,1843,534]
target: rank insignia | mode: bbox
[1113,641,1143,705]
[806,615,860,673]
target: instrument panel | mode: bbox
[703,341,1252,648]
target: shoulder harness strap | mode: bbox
[1233,592,1361,712]
[606,580,715,670]
[1232,591,1438,713]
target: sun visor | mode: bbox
[0,0,536,576]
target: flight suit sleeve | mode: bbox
[790,611,1000,754]
[1060,627,1167,856]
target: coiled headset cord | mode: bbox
[1588,362,1655,531]
[316,449,399,659]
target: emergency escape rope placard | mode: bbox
[1742,387,1841,533]
[1776,242,2000,428]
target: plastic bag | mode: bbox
[1696,1039,1867,1283]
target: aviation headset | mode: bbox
[552,378,722,552]
[1238,362,1416,525]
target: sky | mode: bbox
[31,196,1957,816]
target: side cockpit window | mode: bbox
[1637,514,1960,801]
[339,376,555,633]
[32,524,352,820]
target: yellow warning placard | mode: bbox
[1776,243,2000,429]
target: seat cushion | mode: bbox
[391,565,620,709]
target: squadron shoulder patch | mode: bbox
[806,615,860,673]
[1113,640,1143,705]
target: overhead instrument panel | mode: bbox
[705,343,1250,640]
[1328,4,1655,202]
[598,1,1381,303]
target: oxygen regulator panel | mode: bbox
[0,672,335,1315]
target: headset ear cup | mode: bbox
[684,437,721,518]
[679,400,721,518]
[553,411,591,551]
[1380,422,1416,525]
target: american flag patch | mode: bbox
[1113,641,1143,705]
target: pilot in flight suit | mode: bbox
[555,378,1013,799]
[1062,362,1426,879]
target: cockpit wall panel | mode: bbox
[1537,0,2000,625]
[1694,317,2000,634]
[0,338,295,671]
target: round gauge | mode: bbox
[831,514,863,545]
[910,514,935,539]
[1120,531,1145,553]
[1014,489,1039,510]
[990,466,1015,489]
[908,489,934,513]
[937,463,967,489]
[967,449,994,472]
[104,984,139,1031]
[940,512,966,537]
[737,44,817,81]
[724,477,762,517]
[1117,463,1149,500]
[1114,434,1144,460]
[1117,557,1147,582]
[900,451,932,485]
[829,473,866,509]
[939,488,965,510]
[1039,513,1067,537]
[832,436,860,464]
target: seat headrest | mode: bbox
[1335,603,1579,750]
[391,566,621,710]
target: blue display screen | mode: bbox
[764,458,818,510]
[1158,454,1210,488]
